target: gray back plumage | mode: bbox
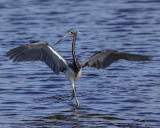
[6,41,68,75]
[82,50,151,69]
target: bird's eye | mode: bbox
[69,32,73,35]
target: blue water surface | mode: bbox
[0,0,160,127]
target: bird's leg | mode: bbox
[71,83,79,106]
[71,86,77,99]
[71,90,75,100]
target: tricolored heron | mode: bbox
[6,28,151,106]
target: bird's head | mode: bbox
[67,28,78,35]
[55,28,79,45]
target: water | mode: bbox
[0,0,160,127]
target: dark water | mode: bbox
[0,0,160,127]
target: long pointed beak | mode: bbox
[55,33,70,45]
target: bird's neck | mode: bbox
[72,34,79,70]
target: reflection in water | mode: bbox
[20,106,154,128]
[18,95,157,127]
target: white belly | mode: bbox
[75,69,82,81]
[65,67,82,82]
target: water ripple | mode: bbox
[0,0,160,127]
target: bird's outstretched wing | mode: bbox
[6,41,68,75]
[81,50,151,69]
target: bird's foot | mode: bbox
[71,89,80,106]
[75,97,80,106]
[71,90,75,100]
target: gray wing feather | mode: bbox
[6,41,68,75]
[82,50,151,69]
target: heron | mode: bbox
[6,28,151,106]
